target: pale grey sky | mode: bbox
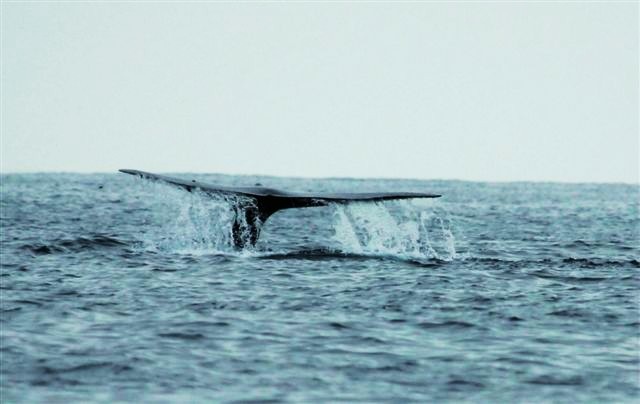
[1,2,638,183]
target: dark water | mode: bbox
[1,173,638,403]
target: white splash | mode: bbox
[130,179,460,260]
[331,200,458,261]
[135,181,256,255]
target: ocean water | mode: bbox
[1,173,638,403]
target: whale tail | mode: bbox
[119,169,441,248]
[226,193,328,248]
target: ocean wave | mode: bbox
[20,234,127,255]
[464,256,640,269]
[256,248,447,266]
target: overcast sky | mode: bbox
[2,2,638,183]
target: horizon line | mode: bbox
[0,169,638,186]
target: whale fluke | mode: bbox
[119,169,441,248]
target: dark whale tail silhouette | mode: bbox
[119,169,441,248]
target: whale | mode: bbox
[119,169,441,248]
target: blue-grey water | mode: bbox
[1,173,638,403]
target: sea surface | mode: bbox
[1,173,638,403]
